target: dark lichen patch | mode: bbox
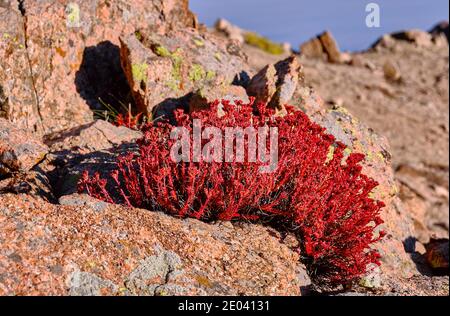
[134,30,144,42]
[0,85,8,117]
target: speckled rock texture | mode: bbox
[42,120,142,197]
[0,118,48,175]
[246,55,301,111]
[0,0,196,134]
[300,31,346,63]
[119,28,249,119]
[0,0,447,296]
[0,193,308,296]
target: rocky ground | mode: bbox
[0,0,448,296]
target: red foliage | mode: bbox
[78,99,385,285]
[115,112,142,129]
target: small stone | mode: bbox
[300,37,326,60]
[246,64,278,104]
[300,31,344,63]
[350,55,376,71]
[383,60,401,82]
[214,18,245,43]
[339,52,353,64]
[0,118,48,174]
[373,34,397,50]
[429,21,449,42]
[329,97,344,107]
[359,264,382,289]
[434,185,449,199]
[432,34,448,47]
[189,85,249,113]
[415,241,427,255]
[246,55,301,110]
[392,30,433,47]
[425,239,449,270]
[269,56,302,110]
[45,120,142,153]
[318,31,343,63]
[282,42,292,54]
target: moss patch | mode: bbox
[244,32,284,55]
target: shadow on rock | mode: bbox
[48,142,138,199]
[75,41,135,113]
[403,236,449,277]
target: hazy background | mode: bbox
[190,0,449,51]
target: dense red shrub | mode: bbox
[78,99,385,285]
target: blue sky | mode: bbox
[190,0,449,51]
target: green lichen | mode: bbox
[206,70,216,81]
[368,186,381,200]
[66,3,80,26]
[189,64,206,82]
[193,38,205,47]
[166,49,184,91]
[390,184,399,196]
[376,151,385,162]
[197,88,206,98]
[134,30,143,42]
[170,49,184,80]
[244,32,284,55]
[166,80,179,92]
[151,45,184,91]
[366,150,374,162]
[131,62,148,84]
[214,52,222,62]
[326,145,335,163]
[154,45,171,58]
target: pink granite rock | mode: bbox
[0,0,196,134]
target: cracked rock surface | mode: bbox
[0,193,307,296]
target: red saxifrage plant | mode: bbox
[114,112,143,130]
[78,99,386,285]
